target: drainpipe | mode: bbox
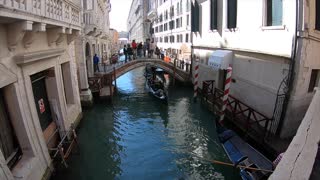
[276,0,301,136]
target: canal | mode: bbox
[51,67,240,180]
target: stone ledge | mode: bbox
[14,49,65,66]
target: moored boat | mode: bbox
[216,121,273,180]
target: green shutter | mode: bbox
[195,1,200,32]
[316,0,320,30]
[227,0,237,29]
[191,2,196,32]
[210,0,217,30]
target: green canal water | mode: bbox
[51,67,240,180]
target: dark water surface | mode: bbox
[52,67,240,180]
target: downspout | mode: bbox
[276,0,301,136]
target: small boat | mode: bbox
[145,76,168,102]
[216,121,273,180]
[145,66,168,102]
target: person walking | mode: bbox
[137,42,143,58]
[123,44,128,63]
[143,42,148,58]
[93,54,100,72]
[155,46,160,59]
[149,40,155,58]
[127,44,133,61]
[131,40,137,60]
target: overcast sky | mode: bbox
[110,0,133,32]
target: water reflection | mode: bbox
[51,67,240,180]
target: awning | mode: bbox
[208,50,233,70]
[0,64,17,88]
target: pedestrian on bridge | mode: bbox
[127,44,133,61]
[93,54,100,72]
[131,40,137,60]
[123,44,128,63]
[149,40,155,58]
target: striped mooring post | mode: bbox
[219,66,233,124]
[193,60,199,102]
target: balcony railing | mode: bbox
[0,0,81,27]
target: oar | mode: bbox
[210,159,274,173]
[189,152,273,173]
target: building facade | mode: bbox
[0,0,82,179]
[127,0,151,43]
[75,0,112,106]
[109,28,120,54]
[191,0,318,138]
[151,0,192,61]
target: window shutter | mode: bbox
[210,0,217,30]
[227,0,237,29]
[191,1,200,32]
[191,2,196,32]
[195,1,200,31]
[316,0,320,30]
[272,0,283,26]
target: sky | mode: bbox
[110,0,133,32]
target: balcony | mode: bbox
[0,0,81,28]
[147,9,157,21]
[83,10,104,36]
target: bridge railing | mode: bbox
[170,58,191,73]
[96,58,191,75]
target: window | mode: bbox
[180,34,183,42]
[210,0,218,30]
[159,14,163,22]
[177,35,179,42]
[165,36,169,42]
[155,26,158,33]
[316,0,320,30]
[180,17,183,27]
[160,37,163,42]
[266,0,283,26]
[165,10,168,20]
[61,62,75,105]
[164,23,168,31]
[227,0,237,29]
[0,89,22,169]
[308,70,320,92]
[176,18,179,28]
[186,33,189,42]
[187,15,190,26]
[177,3,179,14]
[186,0,190,12]
[160,25,163,32]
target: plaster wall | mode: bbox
[194,48,289,118]
[193,0,296,57]
[0,23,82,179]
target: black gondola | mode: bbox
[216,121,273,180]
[144,66,168,103]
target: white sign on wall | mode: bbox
[208,50,233,70]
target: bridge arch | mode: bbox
[112,59,190,82]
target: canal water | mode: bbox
[52,67,240,180]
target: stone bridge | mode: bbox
[96,59,191,83]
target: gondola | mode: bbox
[144,66,168,103]
[216,121,273,180]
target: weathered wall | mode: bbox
[269,88,320,180]
[0,23,82,180]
